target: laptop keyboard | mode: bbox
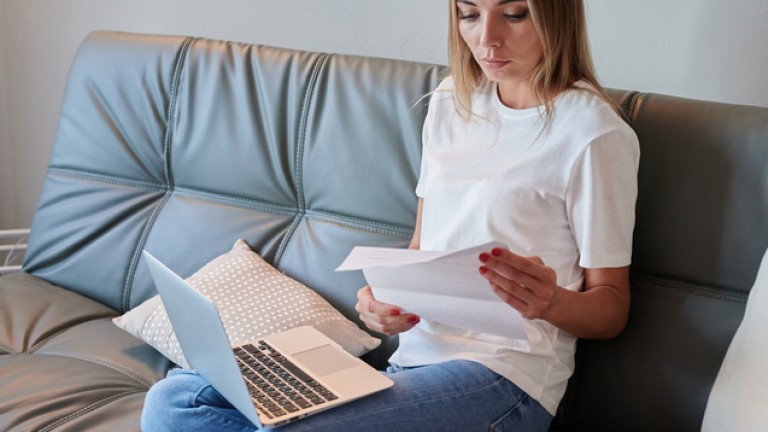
[235,341,339,419]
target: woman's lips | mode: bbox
[481,58,510,69]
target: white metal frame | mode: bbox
[0,228,30,274]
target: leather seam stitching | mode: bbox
[121,36,195,311]
[173,188,299,216]
[41,169,299,217]
[38,390,146,432]
[631,272,748,302]
[14,348,155,388]
[275,53,329,264]
[307,210,413,238]
[43,353,155,388]
[41,170,413,237]
[21,315,117,354]
[45,168,166,191]
[0,340,16,354]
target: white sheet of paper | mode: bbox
[336,242,529,342]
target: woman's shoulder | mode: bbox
[558,82,614,111]
[431,76,494,100]
[425,76,455,107]
[436,75,454,89]
[556,83,632,134]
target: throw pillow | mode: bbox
[701,247,768,431]
[114,239,380,368]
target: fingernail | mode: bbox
[479,266,488,274]
[409,317,420,324]
[391,308,401,316]
[479,253,489,262]
[491,248,502,257]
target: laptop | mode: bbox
[142,250,393,428]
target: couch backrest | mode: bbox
[558,91,768,431]
[24,31,443,365]
[24,31,768,431]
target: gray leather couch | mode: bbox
[1,31,766,432]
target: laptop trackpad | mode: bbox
[292,345,359,377]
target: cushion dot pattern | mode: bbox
[114,240,380,368]
[192,241,348,338]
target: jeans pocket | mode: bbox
[490,406,519,432]
[489,394,552,432]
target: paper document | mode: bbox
[336,242,529,342]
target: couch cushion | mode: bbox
[0,272,169,431]
[114,239,380,367]
[702,247,768,431]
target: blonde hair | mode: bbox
[448,0,618,123]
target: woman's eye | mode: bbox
[504,11,529,21]
[458,11,479,20]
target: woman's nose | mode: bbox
[479,17,503,48]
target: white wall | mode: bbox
[0,0,448,230]
[0,0,766,229]
[587,0,768,105]
[0,0,14,228]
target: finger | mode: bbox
[481,263,558,320]
[356,286,420,335]
[484,272,549,320]
[480,265,536,302]
[356,285,399,315]
[488,281,531,316]
[481,259,543,293]
[360,311,420,336]
[492,248,547,274]
[483,250,554,288]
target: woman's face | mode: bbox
[456,0,543,88]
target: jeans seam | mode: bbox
[300,374,513,429]
[191,384,257,429]
[489,392,526,432]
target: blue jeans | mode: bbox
[141,360,552,432]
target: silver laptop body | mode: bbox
[143,250,393,428]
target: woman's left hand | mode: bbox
[478,247,560,321]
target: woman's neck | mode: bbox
[496,80,543,110]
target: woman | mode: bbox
[142,1,639,430]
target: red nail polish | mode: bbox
[491,248,502,257]
[479,266,488,274]
[391,309,401,316]
[479,253,489,262]
[409,317,420,324]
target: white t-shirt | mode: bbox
[389,77,640,415]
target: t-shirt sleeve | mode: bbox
[415,90,440,199]
[567,127,640,269]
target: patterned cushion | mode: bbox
[113,240,380,368]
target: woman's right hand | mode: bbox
[355,285,420,336]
